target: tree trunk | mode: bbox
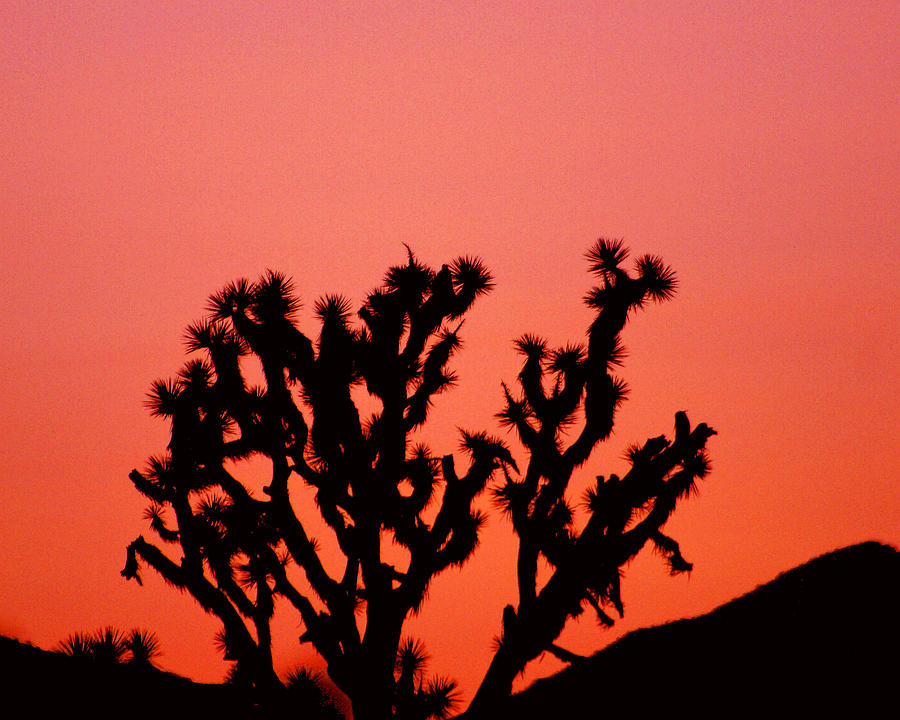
[347,645,396,720]
[348,597,403,720]
[466,585,577,716]
[464,641,524,717]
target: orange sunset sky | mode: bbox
[1,1,898,705]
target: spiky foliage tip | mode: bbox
[635,254,678,302]
[585,238,628,277]
[252,269,301,324]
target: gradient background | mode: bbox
[1,0,898,705]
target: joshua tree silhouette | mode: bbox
[466,239,715,713]
[123,240,714,719]
[124,248,510,719]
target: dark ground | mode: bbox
[481,541,900,718]
[4,541,897,719]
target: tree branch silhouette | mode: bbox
[467,239,715,713]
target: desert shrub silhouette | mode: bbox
[59,626,160,667]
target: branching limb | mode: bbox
[547,643,590,664]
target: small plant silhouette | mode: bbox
[394,639,459,719]
[125,628,162,666]
[58,626,161,667]
[284,666,346,719]
[58,631,94,659]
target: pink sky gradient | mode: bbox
[1,1,898,705]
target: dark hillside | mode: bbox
[0,634,344,718]
[0,634,244,716]
[481,541,900,717]
[4,543,897,718]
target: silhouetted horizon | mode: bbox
[5,541,896,718]
[462,541,900,718]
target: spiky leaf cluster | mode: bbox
[393,638,460,720]
[58,627,161,667]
